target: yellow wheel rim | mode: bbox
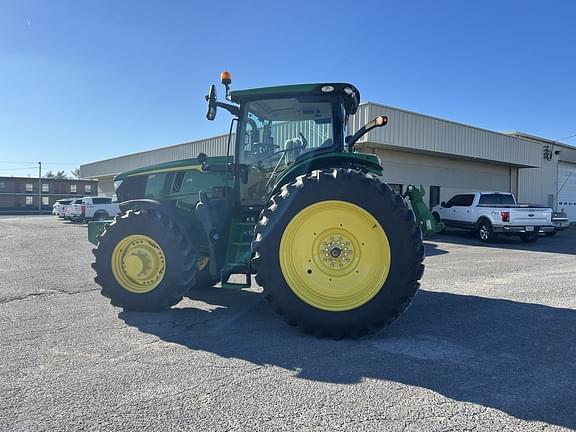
[279,200,391,311]
[111,234,166,294]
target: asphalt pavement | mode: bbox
[1,216,575,431]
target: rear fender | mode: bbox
[271,152,383,196]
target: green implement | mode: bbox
[88,220,109,246]
[403,184,445,236]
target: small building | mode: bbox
[0,177,98,214]
[80,102,576,221]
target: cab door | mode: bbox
[456,194,476,227]
[441,195,461,226]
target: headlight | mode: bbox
[114,180,123,191]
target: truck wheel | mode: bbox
[432,212,445,233]
[253,169,424,339]
[520,232,538,242]
[92,208,198,311]
[477,220,496,243]
[94,211,109,221]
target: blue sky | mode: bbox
[1,0,575,177]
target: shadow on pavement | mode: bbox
[435,229,576,255]
[423,242,449,256]
[120,287,576,428]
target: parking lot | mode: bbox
[1,216,575,431]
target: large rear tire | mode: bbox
[92,208,198,311]
[253,169,424,339]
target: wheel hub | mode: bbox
[330,246,341,258]
[318,234,355,271]
[111,235,166,293]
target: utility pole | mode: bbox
[38,162,42,214]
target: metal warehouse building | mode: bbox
[80,102,576,221]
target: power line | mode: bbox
[0,166,38,171]
[0,160,80,165]
[0,161,36,164]
[556,133,576,142]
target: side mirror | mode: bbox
[440,201,446,208]
[205,85,217,120]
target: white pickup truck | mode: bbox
[70,196,120,222]
[431,192,554,243]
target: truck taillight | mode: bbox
[501,211,510,222]
[81,205,85,215]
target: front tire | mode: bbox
[253,169,424,339]
[92,208,198,311]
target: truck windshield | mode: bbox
[238,98,335,206]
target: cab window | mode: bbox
[238,98,335,206]
[145,173,167,198]
[447,194,474,207]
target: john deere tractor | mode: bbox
[90,73,424,338]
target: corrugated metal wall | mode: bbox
[273,121,332,150]
[517,159,557,206]
[358,103,542,168]
[80,134,231,178]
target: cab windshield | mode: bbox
[238,98,336,206]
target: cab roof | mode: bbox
[230,83,361,115]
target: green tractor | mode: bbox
[90,73,424,338]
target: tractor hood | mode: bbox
[230,83,360,115]
[114,156,230,181]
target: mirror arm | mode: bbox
[345,116,388,150]
[216,101,240,117]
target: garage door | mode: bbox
[558,162,576,222]
[374,149,512,203]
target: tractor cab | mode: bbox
[205,74,386,209]
[231,84,356,207]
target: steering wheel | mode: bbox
[298,132,308,148]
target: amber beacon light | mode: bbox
[220,71,232,86]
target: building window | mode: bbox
[389,184,403,195]
[429,186,441,209]
[26,196,33,206]
[70,184,77,193]
[85,184,92,193]
[26,183,33,192]
[42,183,49,192]
[42,196,49,206]
[0,182,5,189]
